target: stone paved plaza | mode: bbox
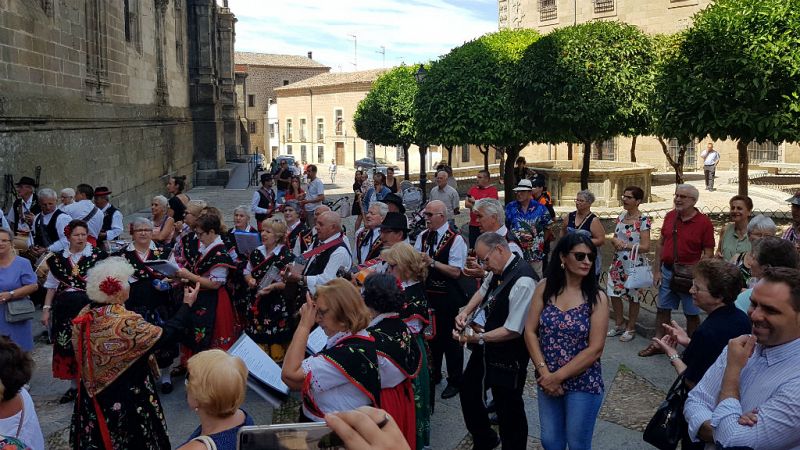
[29,168,791,449]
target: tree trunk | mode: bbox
[581,140,591,190]
[403,144,410,181]
[496,146,505,182]
[479,145,489,172]
[630,135,638,163]
[657,137,685,185]
[738,140,750,196]
[419,144,428,204]
[503,145,523,204]
[567,142,573,161]
[446,145,453,167]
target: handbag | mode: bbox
[643,375,688,450]
[668,218,695,295]
[624,244,653,289]
[5,297,35,323]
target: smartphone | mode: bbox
[237,423,345,450]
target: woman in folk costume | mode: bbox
[281,279,380,423]
[171,200,207,269]
[40,219,107,404]
[363,273,422,450]
[69,257,200,449]
[222,206,257,330]
[116,217,178,394]
[173,214,238,359]
[382,242,433,449]
[243,217,295,362]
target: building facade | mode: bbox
[234,52,330,160]
[0,0,240,214]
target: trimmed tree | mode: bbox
[514,21,654,190]
[415,29,541,202]
[657,0,800,195]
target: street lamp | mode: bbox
[414,64,429,203]
[414,64,427,83]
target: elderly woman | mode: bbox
[281,279,380,422]
[524,233,608,450]
[172,200,207,268]
[69,257,199,449]
[59,188,75,209]
[167,175,190,223]
[177,350,253,450]
[151,195,175,245]
[0,337,44,450]
[651,259,751,450]
[363,273,421,449]
[283,201,307,252]
[734,236,799,313]
[225,206,257,325]
[243,218,294,362]
[560,190,605,278]
[606,186,651,342]
[41,219,107,403]
[716,195,753,261]
[0,228,38,352]
[730,214,776,287]
[118,217,177,393]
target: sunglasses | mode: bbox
[569,251,596,262]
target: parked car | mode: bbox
[275,155,296,171]
[355,157,395,171]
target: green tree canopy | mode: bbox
[415,29,541,202]
[657,0,800,195]
[514,21,654,189]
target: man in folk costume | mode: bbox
[283,201,308,254]
[7,176,40,250]
[285,211,351,295]
[454,232,536,450]
[355,202,388,266]
[251,173,276,231]
[293,206,351,257]
[27,188,70,254]
[414,200,468,400]
[62,184,103,246]
[93,187,123,249]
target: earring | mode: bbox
[560,262,565,269]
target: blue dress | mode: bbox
[0,256,37,351]
[183,410,254,450]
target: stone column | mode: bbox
[154,0,170,106]
[217,5,240,160]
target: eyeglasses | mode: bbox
[423,212,442,217]
[0,239,11,243]
[674,194,696,200]
[133,228,153,233]
[477,246,498,267]
[569,251,596,262]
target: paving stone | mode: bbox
[598,365,667,432]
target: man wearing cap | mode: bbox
[505,179,553,279]
[465,170,498,249]
[381,192,406,215]
[94,186,123,247]
[354,202,388,265]
[251,173,276,230]
[380,211,410,248]
[61,184,103,243]
[7,176,40,237]
[430,170,460,226]
[782,192,800,250]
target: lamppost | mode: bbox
[414,64,429,203]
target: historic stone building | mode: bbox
[234,52,330,160]
[0,0,241,214]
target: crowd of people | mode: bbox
[1,157,799,450]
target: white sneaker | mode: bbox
[607,327,624,337]
[619,330,636,342]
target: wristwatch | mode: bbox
[668,353,680,362]
[7,290,14,299]
[477,333,485,346]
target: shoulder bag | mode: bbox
[6,297,35,323]
[624,244,653,290]
[669,217,694,295]
[643,374,688,450]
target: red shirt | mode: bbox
[467,185,499,226]
[660,208,715,265]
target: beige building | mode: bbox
[234,52,330,159]
[500,0,800,171]
[275,69,498,173]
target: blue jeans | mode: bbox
[658,264,701,315]
[537,389,603,450]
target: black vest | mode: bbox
[255,188,274,222]
[420,227,459,295]
[287,222,307,251]
[303,240,350,276]
[11,194,40,233]
[483,256,535,365]
[33,209,64,248]
[101,205,118,233]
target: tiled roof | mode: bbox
[274,68,388,91]
[234,52,329,69]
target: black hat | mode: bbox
[382,193,406,214]
[380,212,409,232]
[260,173,273,183]
[94,186,112,196]
[15,176,36,187]
[530,177,546,188]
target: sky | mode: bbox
[224,0,499,71]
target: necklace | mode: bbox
[624,211,640,222]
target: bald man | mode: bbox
[286,211,352,295]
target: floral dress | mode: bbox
[244,245,294,360]
[606,213,651,302]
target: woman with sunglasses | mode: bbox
[524,233,608,450]
[281,279,380,423]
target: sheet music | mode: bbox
[306,326,327,355]
[258,266,283,290]
[473,309,487,327]
[142,260,180,276]
[229,334,290,394]
[234,231,261,256]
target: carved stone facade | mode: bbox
[0,0,240,214]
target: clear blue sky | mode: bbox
[226,0,499,71]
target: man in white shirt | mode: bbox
[6,176,40,235]
[61,184,103,244]
[429,170,460,225]
[354,202,388,265]
[286,211,352,295]
[93,186,123,245]
[463,198,524,279]
[28,188,71,254]
[301,165,325,228]
[700,142,720,191]
[328,159,337,184]
[0,209,9,230]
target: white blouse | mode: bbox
[43,245,94,290]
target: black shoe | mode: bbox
[441,384,460,399]
[161,382,173,395]
[59,388,77,404]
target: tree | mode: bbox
[415,29,541,202]
[656,0,800,195]
[514,21,654,190]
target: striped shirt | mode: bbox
[684,337,800,449]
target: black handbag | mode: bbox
[643,375,688,450]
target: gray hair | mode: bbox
[475,231,510,250]
[474,198,505,224]
[233,205,251,220]
[577,190,595,204]
[676,184,700,200]
[152,195,168,208]
[37,188,57,200]
[60,188,75,198]
[369,202,389,218]
[747,214,777,235]
[133,217,154,229]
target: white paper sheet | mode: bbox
[229,334,290,394]
[306,327,327,355]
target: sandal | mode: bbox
[607,327,625,337]
[619,330,636,342]
[638,343,664,357]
